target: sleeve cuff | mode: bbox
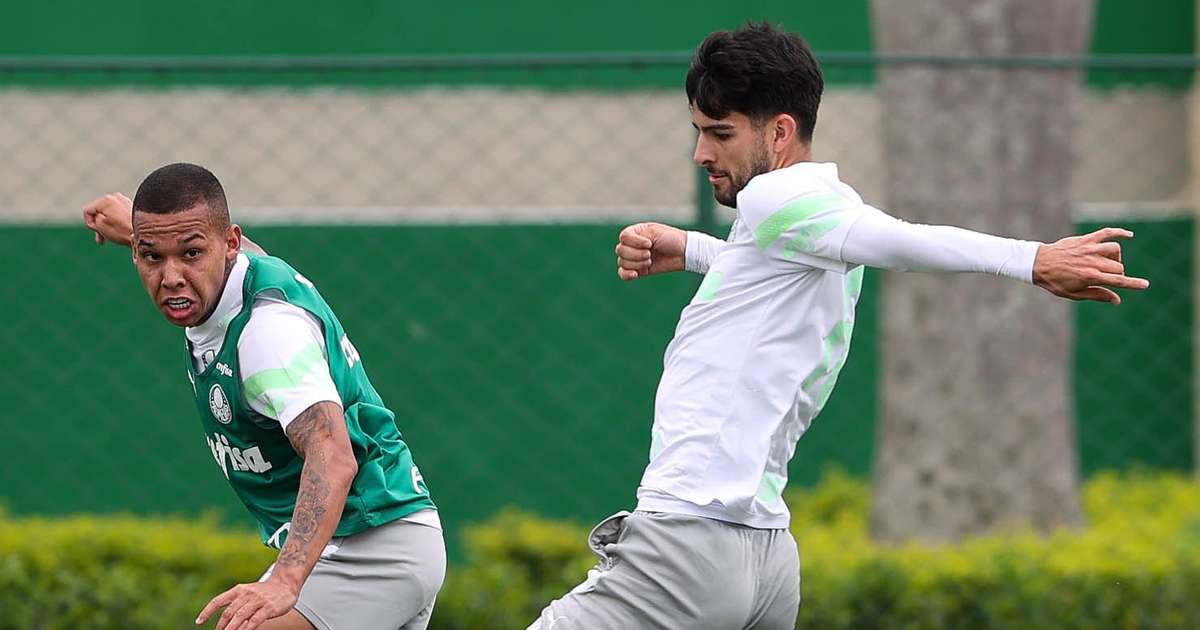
[1001,240,1042,284]
[685,231,724,274]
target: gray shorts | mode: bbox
[527,510,800,630]
[261,515,446,630]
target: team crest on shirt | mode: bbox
[209,384,233,425]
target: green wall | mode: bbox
[0,1,1191,89]
[0,224,874,558]
[1,1,870,57]
[1093,0,1195,55]
[0,220,1189,558]
[1075,218,1194,475]
[4,1,1188,57]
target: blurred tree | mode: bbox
[870,0,1092,541]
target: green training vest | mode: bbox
[186,253,435,548]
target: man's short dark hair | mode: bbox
[133,162,230,228]
[686,22,824,142]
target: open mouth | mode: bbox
[161,296,200,324]
[165,297,194,312]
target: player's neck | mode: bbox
[193,259,238,329]
[773,143,812,170]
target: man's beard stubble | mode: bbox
[715,139,773,209]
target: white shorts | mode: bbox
[527,510,800,630]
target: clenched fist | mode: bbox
[615,223,687,280]
[82,193,134,247]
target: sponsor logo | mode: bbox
[215,362,233,378]
[206,432,274,479]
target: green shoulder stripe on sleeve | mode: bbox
[752,193,845,251]
[243,343,327,407]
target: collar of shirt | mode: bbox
[736,161,844,215]
[185,253,250,353]
[760,161,840,187]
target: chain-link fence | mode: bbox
[0,54,1192,555]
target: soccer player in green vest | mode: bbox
[83,163,443,630]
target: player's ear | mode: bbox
[772,114,798,152]
[227,224,243,260]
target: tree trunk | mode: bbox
[870,0,1092,542]
[1192,0,1200,480]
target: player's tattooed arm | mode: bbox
[196,402,356,629]
[196,400,352,624]
[273,400,357,587]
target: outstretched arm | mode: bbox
[82,193,267,255]
[197,401,357,630]
[840,209,1149,303]
[839,209,1039,280]
[615,222,726,280]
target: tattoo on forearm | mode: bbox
[276,403,341,570]
[277,462,329,568]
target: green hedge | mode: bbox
[4,471,1200,629]
[435,470,1200,629]
[0,512,274,629]
[788,471,1200,630]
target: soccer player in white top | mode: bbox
[527,23,1148,630]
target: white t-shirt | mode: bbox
[186,254,341,430]
[186,253,441,530]
[636,162,1040,529]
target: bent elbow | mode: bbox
[331,451,359,486]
